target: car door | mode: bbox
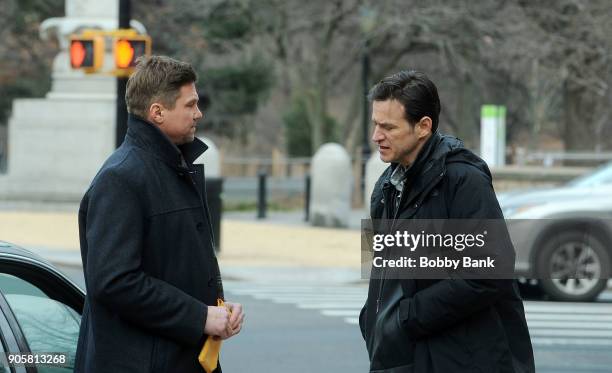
[0,251,84,373]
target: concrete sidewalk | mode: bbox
[0,210,362,270]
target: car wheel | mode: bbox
[536,230,610,302]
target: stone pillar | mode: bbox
[364,152,389,215]
[0,0,147,202]
[310,143,352,228]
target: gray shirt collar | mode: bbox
[389,164,410,192]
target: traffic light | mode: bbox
[69,35,104,72]
[67,29,152,76]
[114,35,151,74]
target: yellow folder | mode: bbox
[199,299,230,373]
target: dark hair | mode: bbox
[126,55,197,118]
[368,70,441,132]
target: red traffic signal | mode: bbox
[69,36,104,71]
[114,36,151,71]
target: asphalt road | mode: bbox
[220,291,369,372]
[58,265,612,373]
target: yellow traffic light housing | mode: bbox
[113,34,152,76]
[67,29,152,76]
[69,35,104,72]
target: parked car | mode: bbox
[499,162,612,302]
[499,161,612,216]
[0,241,84,372]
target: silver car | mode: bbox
[499,162,612,302]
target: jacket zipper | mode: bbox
[374,169,445,313]
[375,182,407,313]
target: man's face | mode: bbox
[371,99,427,166]
[158,82,202,145]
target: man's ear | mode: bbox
[148,103,164,125]
[417,116,433,139]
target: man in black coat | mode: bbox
[75,55,244,372]
[359,70,535,372]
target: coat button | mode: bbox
[208,278,215,287]
[196,222,204,231]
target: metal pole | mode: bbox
[257,171,267,219]
[304,173,311,221]
[116,0,131,148]
[361,39,371,198]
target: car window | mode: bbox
[0,274,79,372]
[0,273,47,298]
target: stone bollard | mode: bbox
[194,137,222,251]
[364,152,389,216]
[194,136,221,177]
[310,143,352,228]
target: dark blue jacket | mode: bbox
[360,133,535,373]
[75,115,221,372]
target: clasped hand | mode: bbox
[204,302,244,340]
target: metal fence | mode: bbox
[221,156,311,178]
[515,150,612,167]
[219,155,366,210]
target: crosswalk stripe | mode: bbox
[226,286,367,294]
[525,305,612,314]
[227,288,367,294]
[529,329,612,338]
[526,300,612,307]
[527,320,612,329]
[298,302,366,309]
[527,314,612,321]
[270,299,364,305]
[251,294,366,300]
[531,337,612,346]
[321,310,361,317]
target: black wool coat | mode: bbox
[75,115,222,373]
[360,133,535,373]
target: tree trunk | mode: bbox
[563,84,595,152]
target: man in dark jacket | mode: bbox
[359,70,535,373]
[75,56,244,372]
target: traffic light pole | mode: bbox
[115,0,131,148]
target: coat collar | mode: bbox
[385,131,440,183]
[125,114,208,169]
[381,132,457,216]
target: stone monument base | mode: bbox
[0,93,116,202]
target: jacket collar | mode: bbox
[382,132,458,215]
[125,114,208,169]
[385,131,440,183]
